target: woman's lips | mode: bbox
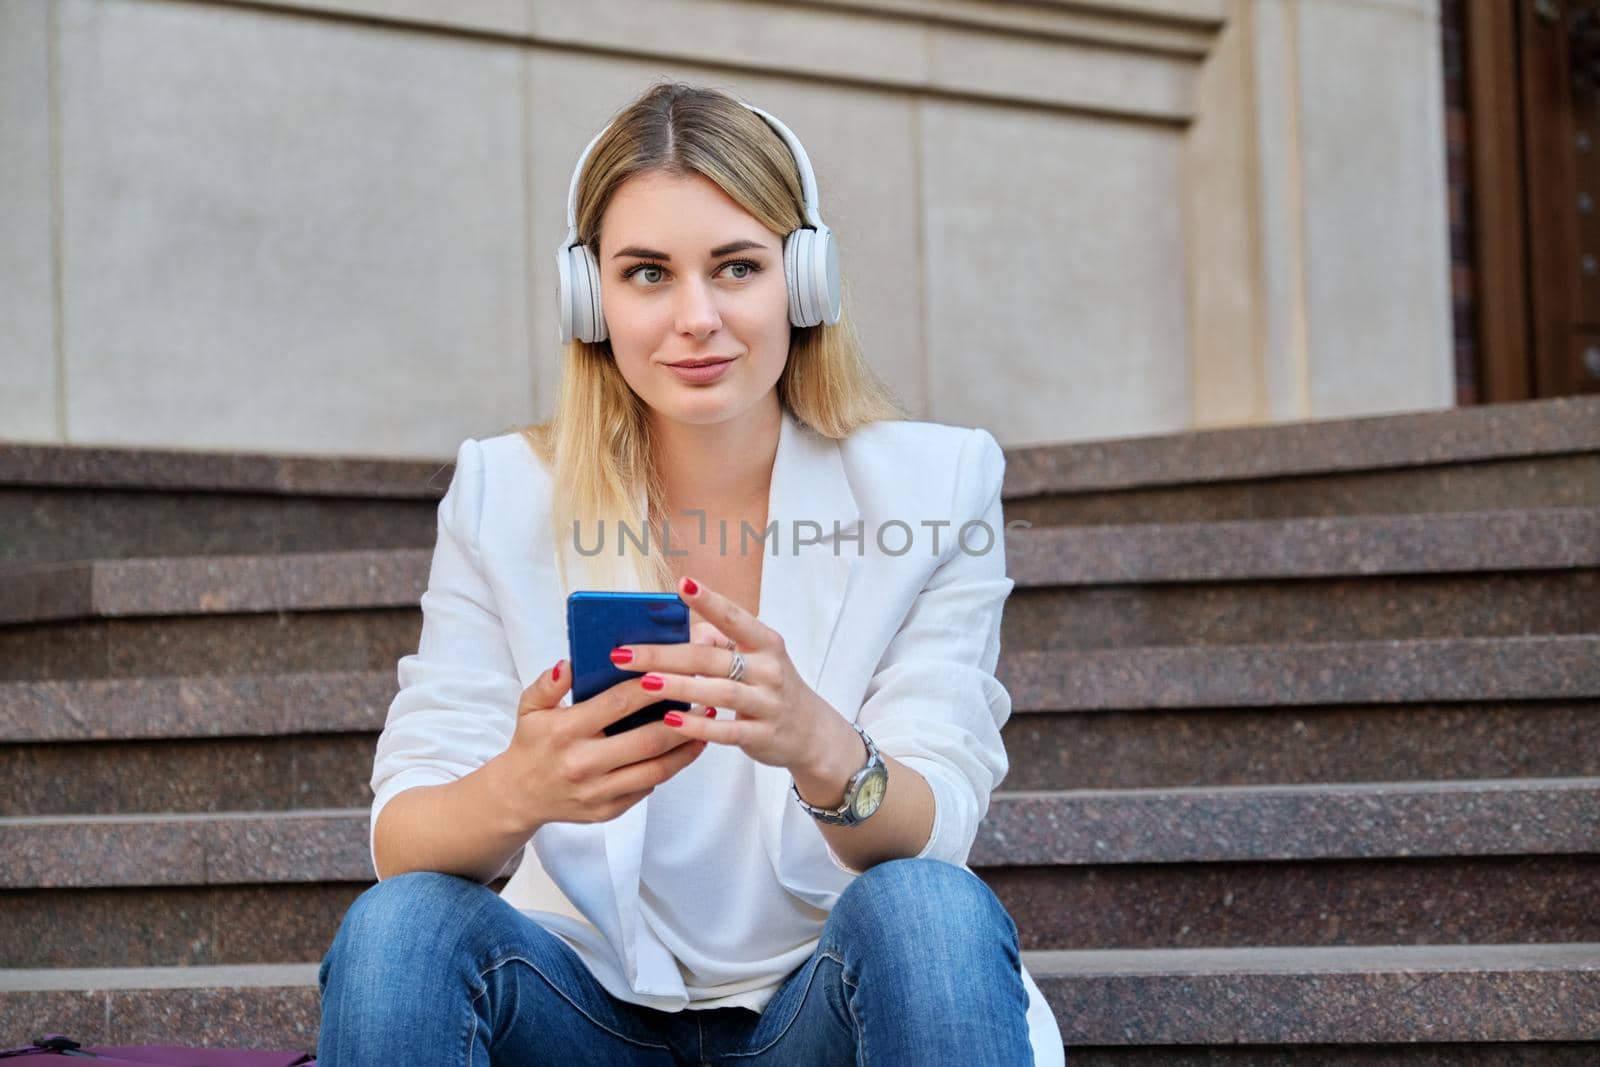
[665,357,735,383]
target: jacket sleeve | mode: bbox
[845,427,1016,870]
[367,436,525,879]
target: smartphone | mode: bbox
[567,591,692,736]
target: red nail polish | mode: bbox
[552,660,562,681]
[681,577,699,596]
[641,674,665,691]
[664,711,684,727]
[705,707,717,717]
[610,648,633,665]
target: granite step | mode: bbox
[0,550,429,682]
[1002,507,1599,650]
[1002,394,1600,527]
[0,671,392,744]
[3,779,1595,966]
[999,634,1600,712]
[1000,634,1600,789]
[3,944,1597,1055]
[0,443,449,566]
[4,505,1596,682]
[1007,508,1600,587]
[1004,570,1599,650]
[0,549,430,627]
[3,637,1595,816]
[6,509,1594,628]
[5,781,1591,888]
[0,609,420,683]
[9,701,1597,818]
[1003,698,1600,791]
[5,853,1595,968]
[5,395,1597,553]
[0,671,392,817]
[1,733,379,816]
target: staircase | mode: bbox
[3,395,1598,1061]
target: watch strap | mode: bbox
[791,722,882,826]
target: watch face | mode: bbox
[851,767,887,820]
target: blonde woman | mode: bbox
[318,80,1063,1065]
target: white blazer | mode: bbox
[370,407,1064,1065]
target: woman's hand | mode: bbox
[610,575,866,800]
[492,659,707,833]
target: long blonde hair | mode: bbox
[521,80,907,595]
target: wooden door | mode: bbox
[1467,0,1600,399]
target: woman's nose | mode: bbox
[674,275,722,337]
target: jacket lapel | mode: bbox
[569,408,863,984]
[750,409,863,903]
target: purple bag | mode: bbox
[0,1034,315,1065]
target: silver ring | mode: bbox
[726,649,747,683]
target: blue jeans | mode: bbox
[317,857,1033,1065]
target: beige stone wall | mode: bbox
[0,0,1452,457]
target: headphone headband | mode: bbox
[560,100,825,251]
[555,93,841,344]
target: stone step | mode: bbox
[0,671,391,744]
[1002,507,1599,649]
[5,507,1596,681]
[1003,698,1600,791]
[990,853,1600,952]
[3,780,1594,966]
[7,781,1591,890]
[5,396,1596,562]
[0,609,419,682]
[0,550,428,682]
[0,443,449,566]
[970,779,1600,867]
[10,702,1597,818]
[1030,943,1600,1047]
[0,549,429,627]
[1000,634,1600,790]
[3,945,1597,1052]
[1,733,377,816]
[0,671,390,818]
[1004,570,1599,650]
[7,509,1593,628]
[1000,634,1600,711]
[4,637,1595,815]
[1002,394,1600,526]
[5,854,1595,968]
[1008,508,1600,587]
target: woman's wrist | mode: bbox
[790,707,868,809]
[482,751,546,838]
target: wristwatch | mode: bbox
[791,722,888,826]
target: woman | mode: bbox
[318,80,1064,1065]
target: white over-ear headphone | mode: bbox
[554,100,843,345]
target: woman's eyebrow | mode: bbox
[611,239,770,261]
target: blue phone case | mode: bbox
[566,591,692,736]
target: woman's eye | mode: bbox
[622,260,761,286]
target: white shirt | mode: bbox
[369,409,1065,1064]
[636,735,824,1011]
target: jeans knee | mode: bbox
[832,858,1017,957]
[324,871,493,976]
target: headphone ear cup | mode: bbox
[815,226,841,325]
[556,244,579,344]
[556,243,605,344]
[783,228,806,327]
[783,226,842,328]
[574,244,607,344]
